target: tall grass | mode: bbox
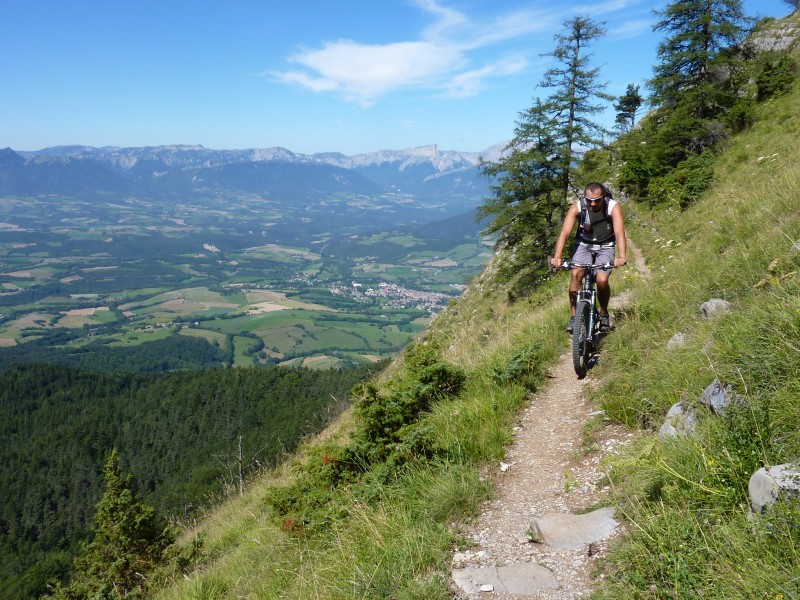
[590,65,800,598]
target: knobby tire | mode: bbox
[572,300,590,379]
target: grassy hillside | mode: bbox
[587,62,800,597]
[61,24,800,600]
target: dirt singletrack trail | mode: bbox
[451,240,649,599]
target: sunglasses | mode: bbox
[585,196,603,204]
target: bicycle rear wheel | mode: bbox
[572,300,590,379]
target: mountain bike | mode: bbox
[561,259,615,379]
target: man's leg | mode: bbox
[596,272,610,314]
[569,268,585,316]
[596,272,612,331]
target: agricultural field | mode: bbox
[0,192,491,369]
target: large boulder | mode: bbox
[749,464,800,513]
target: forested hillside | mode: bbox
[0,362,377,599]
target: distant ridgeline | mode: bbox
[0,361,378,600]
[0,143,499,220]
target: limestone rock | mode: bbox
[667,332,686,350]
[698,379,738,415]
[452,563,559,595]
[659,401,697,438]
[748,22,800,53]
[527,507,618,551]
[749,464,800,513]
[700,298,732,319]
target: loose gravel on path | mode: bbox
[451,241,649,599]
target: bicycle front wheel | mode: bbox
[572,300,591,379]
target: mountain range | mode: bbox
[1,143,505,215]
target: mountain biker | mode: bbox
[549,182,627,334]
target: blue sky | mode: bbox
[1,0,792,155]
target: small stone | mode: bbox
[698,379,738,415]
[667,332,686,350]
[526,520,544,543]
[500,462,510,472]
[700,298,732,319]
[659,401,697,438]
[480,584,494,592]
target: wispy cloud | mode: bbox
[609,18,652,39]
[278,40,462,107]
[272,0,648,105]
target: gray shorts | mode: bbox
[571,243,615,273]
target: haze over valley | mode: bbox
[0,143,497,370]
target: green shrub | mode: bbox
[756,53,797,101]
[650,151,716,209]
[265,352,467,537]
[491,341,548,390]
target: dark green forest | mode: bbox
[0,332,228,371]
[0,361,378,599]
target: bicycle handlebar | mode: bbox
[558,260,615,270]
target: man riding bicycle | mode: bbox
[550,182,627,334]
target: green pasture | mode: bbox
[209,310,315,335]
[232,335,261,367]
[238,244,320,262]
[0,312,58,336]
[358,233,423,248]
[0,267,55,283]
[117,287,171,302]
[54,309,118,329]
[178,327,229,349]
[108,327,175,347]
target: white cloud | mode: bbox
[609,19,651,39]
[443,56,528,98]
[272,0,650,105]
[277,39,462,106]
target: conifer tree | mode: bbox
[478,100,561,285]
[614,83,644,132]
[540,16,612,203]
[478,16,610,291]
[649,0,749,116]
[52,449,172,599]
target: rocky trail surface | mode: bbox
[451,242,649,599]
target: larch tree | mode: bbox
[479,16,610,293]
[649,0,750,117]
[540,16,612,204]
[478,100,561,287]
[614,83,644,133]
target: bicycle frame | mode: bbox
[573,263,602,345]
[561,258,614,378]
